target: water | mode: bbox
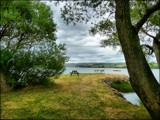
[64,67,159,82]
[64,67,159,105]
[122,93,140,106]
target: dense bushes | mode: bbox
[0,1,68,89]
[0,43,68,89]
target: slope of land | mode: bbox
[1,74,151,119]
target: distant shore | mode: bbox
[66,62,159,69]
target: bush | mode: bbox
[0,43,68,89]
[111,80,134,93]
[0,0,68,89]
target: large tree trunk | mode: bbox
[153,40,160,68]
[115,0,160,119]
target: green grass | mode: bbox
[149,62,159,68]
[111,80,134,92]
[1,74,151,119]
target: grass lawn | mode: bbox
[1,74,151,119]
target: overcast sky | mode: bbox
[43,1,128,63]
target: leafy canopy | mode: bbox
[0,0,68,89]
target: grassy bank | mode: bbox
[1,74,151,119]
[110,80,134,92]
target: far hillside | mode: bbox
[66,62,158,69]
[66,63,126,68]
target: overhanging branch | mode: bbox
[91,0,102,8]
[135,0,160,32]
[141,28,155,39]
[154,31,160,45]
[141,44,154,55]
[141,27,160,45]
[155,31,160,40]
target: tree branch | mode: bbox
[155,30,160,40]
[141,28,160,46]
[135,0,160,32]
[93,0,102,8]
[141,44,154,55]
[0,23,8,40]
[141,27,155,39]
[154,31,160,45]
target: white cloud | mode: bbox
[44,1,125,63]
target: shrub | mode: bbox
[0,0,68,89]
[111,80,134,93]
[0,43,68,89]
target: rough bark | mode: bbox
[153,32,160,68]
[142,28,160,67]
[115,0,160,119]
[153,40,160,68]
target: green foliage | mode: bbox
[89,1,160,65]
[130,0,160,27]
[90,19,120,49]
[1,41,68,89]
[0,0,68,89]
[90,19,114,35]
[0,0,56,48]
[111,80,134,93]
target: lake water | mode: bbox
[64,67,159,82]
[64,67,159,106]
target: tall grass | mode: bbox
[110,80,134,92]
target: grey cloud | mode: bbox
[45,2,125,63]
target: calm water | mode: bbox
[64,67,159,82]
[64,67,159,105]
[121,92,140,106]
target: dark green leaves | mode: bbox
[0,0,68,89]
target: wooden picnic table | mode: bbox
[70,70,79,76]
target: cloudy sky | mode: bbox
[44,1,126,63]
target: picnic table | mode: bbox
[70,70,79,76]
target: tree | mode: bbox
[0,0,68,89]
[132,1,160,67]
[55,0,160,119]
[1,0,56,51]
[90,1,160,67]
[115,0,160,119]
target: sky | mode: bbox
[43,1,156,63]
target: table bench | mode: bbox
[70,70,79,76]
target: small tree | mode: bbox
[0,0,68,89]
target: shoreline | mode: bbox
[101,75,134,105]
